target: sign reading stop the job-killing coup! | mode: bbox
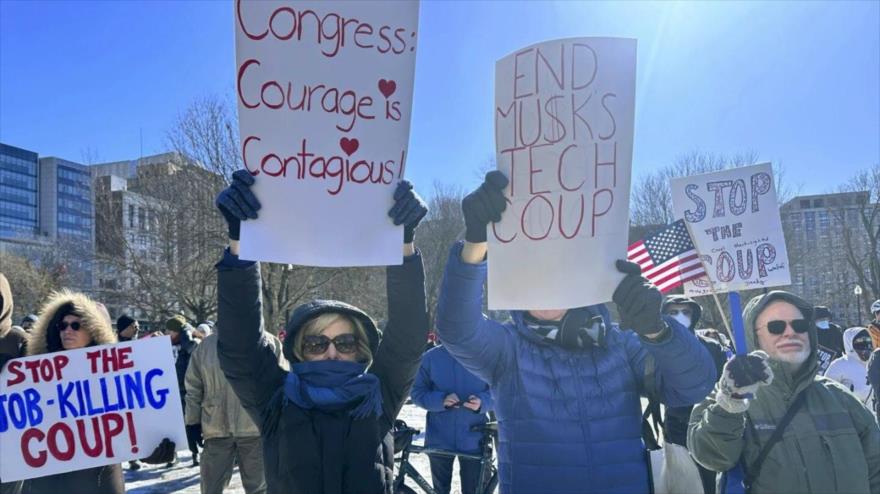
[670,163,791,296]
[489,37,637,310]
[0,337,186,482]
[235,1,420,267]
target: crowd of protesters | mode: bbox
[1,169,878,494]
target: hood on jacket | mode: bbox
[661,295,702,331]
[27,290,117,356]
[843,326,872,364]
[0,273,12,338]
[283,299,381,364]
[742,290,817,390]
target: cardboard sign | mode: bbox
[671,163,791,296]
[234,0,420,266]
[489,37,637,309]
[0,338,186,482]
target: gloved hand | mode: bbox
[141,438,176,464]
[612,260,664,337]
[186,423,204,448]
[215,170,261,240]
[716,351,774,413]
[461,171,509,243]
[387,180,428,243]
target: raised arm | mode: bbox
[214,170,285,424]
[370,180,429,428]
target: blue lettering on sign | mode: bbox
[0,388,44,431]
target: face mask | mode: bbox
[816,320,830,330]
[670,313,691,329]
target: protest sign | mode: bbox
[0,337,186,482]
[234,0,420,266]
[671,163,791,296]
[489,37,637,309]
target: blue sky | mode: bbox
[1,1,878,196]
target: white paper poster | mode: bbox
[671,163,791,296]
[489,37,637,309]
[234,0,420,266]
[0,337,187,482]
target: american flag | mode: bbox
[627,219,706,293]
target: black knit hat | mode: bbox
[116,315,136,333]
[813,306,832,320]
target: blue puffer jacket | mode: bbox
[436,242,716,494]
[411,345,494,454]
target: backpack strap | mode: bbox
[742,388,809,491]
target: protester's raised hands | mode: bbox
[612,260,664,337]
[717,351,774,413]
[388,180,428,243]
[215,170,261,241]
[140,438,176,464]
[462,171,509,243]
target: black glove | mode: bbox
[461,171,509,243]
[387,180,428,243]
[215,170,261,240]
[185,423,204,448]
[717,351,774,413]
[612,260,664,337]
[0,354,11,371]
[141,438,176,464]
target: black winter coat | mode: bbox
[216,250,428,494]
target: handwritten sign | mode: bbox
[234,0,420,266]
[0,338,186,482]
[671,163,791,296]
[488,37,637,309]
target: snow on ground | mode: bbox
[123,403,464,493]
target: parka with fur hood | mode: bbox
[20,290,125,494]
[0,273,27,368]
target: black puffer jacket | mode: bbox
[216,249,428,494]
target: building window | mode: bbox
[813,199,824,208]
[129,205,135,228]
[800,200,811,209]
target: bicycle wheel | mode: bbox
[395,484,419,494]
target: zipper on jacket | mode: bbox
[820,437,838,492]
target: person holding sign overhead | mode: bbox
[688,291,880,493]
[435,171,716,494]
[214,170,429,494]
[17,291,175,494]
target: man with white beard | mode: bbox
[688,291,880,493]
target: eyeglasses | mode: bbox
[760,319,810,335]
[57,321,82,331]
[302,333,359,355]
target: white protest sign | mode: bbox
[670,163,791,296]
[489,37,637,309]
[0,337,186,482]
[235,0,420,266]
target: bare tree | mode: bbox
[0,250,62,320]
[830,165,880,306]
[629,150,795,227]
[417,183,466,318]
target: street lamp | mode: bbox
[854,284,863,325]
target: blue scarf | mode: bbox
[283,360,383,420]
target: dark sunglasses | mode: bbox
[302,333,359,355]
[57,321,82,331]
[852,339,873,351]
[761,319,810,335]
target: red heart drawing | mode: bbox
[378,79,397,98]
[340,137,359,156]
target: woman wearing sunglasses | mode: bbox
[214,170,429,494]
[689,291,880,493]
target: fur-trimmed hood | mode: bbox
[27,290,117,356]
[0,273,12,338]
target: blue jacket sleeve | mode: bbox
[435,241,515,386]
[626,316,717,407]
[476,386,494,413]
[411,353,448,412]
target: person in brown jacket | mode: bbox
[0,274,26,494]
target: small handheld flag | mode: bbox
[627,219,706,293]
